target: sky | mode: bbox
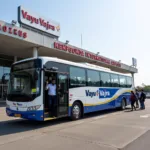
[0,0,149,86]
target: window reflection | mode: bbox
[0,66,10,83]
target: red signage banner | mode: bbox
[0,24,27,39]
[54,42,121,68]
[18,6,60,37]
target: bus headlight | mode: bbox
[27,105,41,111]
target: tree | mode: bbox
[143,85,150,92]
[136,84,150,92]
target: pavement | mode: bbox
[1,100,150,150]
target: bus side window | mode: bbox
[111,74,119,87]
[119,75,127,88]
[69,66,86,88]
[100,72,111,87]
[126,77,132,88]
[87,70,100,87]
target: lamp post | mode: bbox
[11,20,17,26]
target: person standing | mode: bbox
[135,89,139,108]
[140,89,146,110]
[46,78,57,116]
[130,91,136,111]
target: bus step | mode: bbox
[44,117,56,121]
[44,112,50,118]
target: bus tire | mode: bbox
[71,102,81,120]
[121,99,126,110]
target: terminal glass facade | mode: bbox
[0,67,10,82]
[0,54,22,100]
[0,54,13,84]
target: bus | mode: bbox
[5,57,133,121]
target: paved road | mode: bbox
[1,101,150,150]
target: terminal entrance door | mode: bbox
[57,73,69,117]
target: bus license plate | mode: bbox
[14,114,21,117]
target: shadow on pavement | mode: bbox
[124,110,133,112]
[0,109,122,136]
[0,117,70,136]
[124,108,143,112]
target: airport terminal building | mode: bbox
[0,6,137,100]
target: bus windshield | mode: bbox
[7,59,42,102]
[7,68,41,102]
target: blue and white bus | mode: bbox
[6,57,133,121]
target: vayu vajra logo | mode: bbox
[85,89,111,98]
[85,90,99,98]
[99,90,110,98]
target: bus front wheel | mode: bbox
[71,102,81,120]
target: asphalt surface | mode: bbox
[1,101,150,150]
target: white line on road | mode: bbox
[112,112,123,115]
[140,114,150,118]
[140,115,149,118]
[93,115,108,120]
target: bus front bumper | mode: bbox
[6,108,44,121]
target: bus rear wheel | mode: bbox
[71,102,81,120]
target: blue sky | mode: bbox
[0,0,149,86]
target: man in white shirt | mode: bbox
[46,79,57,116]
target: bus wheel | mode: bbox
[121,99,126,110]
[71,102,81,120]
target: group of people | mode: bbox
[130,89,146,111]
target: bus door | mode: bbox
[44,70,57,112]
[57,73,69,117]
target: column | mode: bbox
[131,73,135,88]
[14,56,17,62]
[33,47,38,57]
[14,56,17,89]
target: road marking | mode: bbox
[140,115,149,118]
[93,115,107,120]
[140,114,150,118]
[112,112,122,115]
[71,120,84,125]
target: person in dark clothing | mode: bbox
[140,89,146,110]
[130,91,136,111]
[135,89,139,108]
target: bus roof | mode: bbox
[13,57,131,77]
